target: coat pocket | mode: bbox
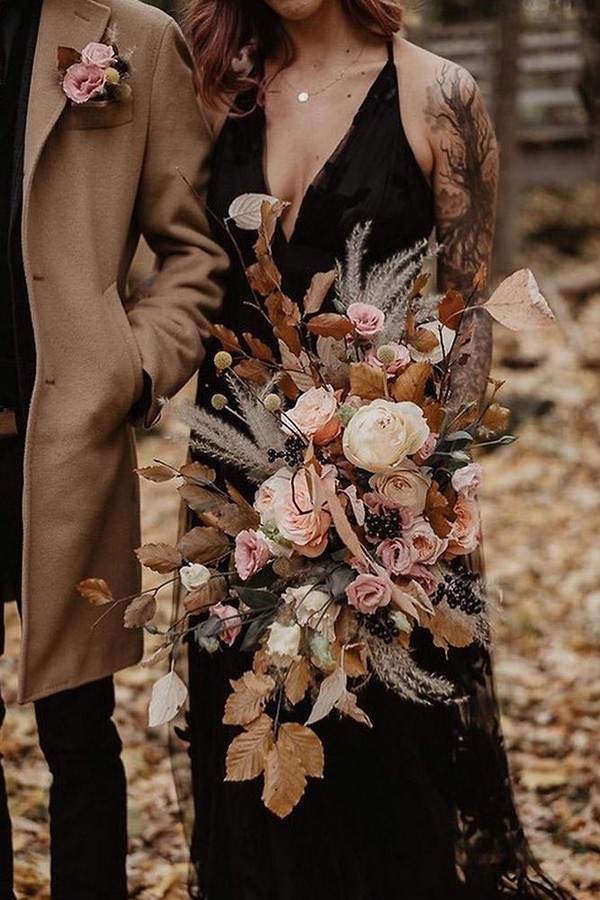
[63,99,134,130]
[102,282,144,406]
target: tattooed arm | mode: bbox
[426,63,499,409]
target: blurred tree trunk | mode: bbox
[492,0,522,276]
[579,0,600,172]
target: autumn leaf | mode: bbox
[148,670,188,727]
[225,714,274,782]
[335,690,373,728]
[278,371,301,401]
[426,603,477,653]
[234,358,271,385]
[135,542,183,574]
[320,485,370,570]
[306,313,355,340]
[76,578,113,606]
[484,269,554,331]
[176,525,231,565]
[278,723,324,779]
[408,271,430,300]
[123,594,157,629]
[334,605,360,646]
[262,740,307,818]
[57,46,80,73]
[208,323,242,352]
[306,666,347,726]
[247,260,281,296]
[284,657,311,705]
[422,398,445,433]
[180,461,217,484]
[481,403,511,435]
[225,482,260,526]
[135,463,175,483]
[141,644,172,668]
[424,482,456,539]
[178,483,221,516]
[278,341,316,392]
[439,290,465,331]
[406,311,440,353]
[349,362,387,400]
[228,193,283,231]
[223,671,276,727]
[303,270,337,315]
[243,333,276,362]
[183,575,227,613]
[258,198,288,245]
[390,362,432,404]
[265,292,302,356]
[332,642,369,678]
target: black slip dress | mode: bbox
[183,41,573,900]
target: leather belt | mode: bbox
[0,408,18,438]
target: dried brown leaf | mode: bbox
[265,292,302,356]
[135,543,183,574]
[484,269,554,331]
[180,461,217,484]
[408,271,430,300]
[208,323,242,352]
[262,740,307,818]
[135,464,175,483]
[439,290,465,331]
[183,575,227,613]
[284,657,311,705]
[225,714,274,782]
[57,46,80,73]
[424,482,456,539]
[177,525,231,565]
[278,723,324,779]
[303,270,337,315]
[390,362,432,404]
[233,358,271,385]
[481,403,511,435]
[76,578,113,606]
[349,362,387,400]
[223,672,276,727]
[426,603,477,653]
[335,690,373,727]
[306,313,355,340]
[123,594,157,629]
[242,333,276,362]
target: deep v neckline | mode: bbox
[258,46,395,245]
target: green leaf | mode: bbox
[235,586,281,611]
[241,611,276,652]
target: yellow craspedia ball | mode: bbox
[376,345,397,366]
[114,82,132,102]
[214,351,233,371]
[105,67,120,85]
[263,393,281,413]
[211,394,228,411]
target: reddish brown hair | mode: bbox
[186,1,404,109]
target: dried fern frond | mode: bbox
[335,222,372,308]
[225,373,286,455]
[366,635,461,705]
[361,239,430,313]
[166,399,274,482]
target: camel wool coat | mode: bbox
[17,0,227,702]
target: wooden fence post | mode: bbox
[579,0,600,173]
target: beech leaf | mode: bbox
[306,313,355,340]
[148,670,188,727]
[262,740,307,818]
[284,657,312,706]
[234,358,271,385]
[223,672,276,727]
[183,575,227,613]
[123,594,157,629]
[306,666,347,726]
[225,714,274,781]
[390,362,432,404]
[349,362,387,400]
[76,578,113,606]
[303,270,337,315]
[243,333,276,362]
[278,341,316,392]
[439,289,465,331]
[57,46,80,73]
[208,323,242,352]
[278,723,324,778]
[135,464,175,483]
[180,461,217,484]
[484,269,554,331]
[177,525,231,565]
[135,542,183,574]
[265,292,302,356]
[481,403,511,435]
[426,603,477,653]
[228,193,283,231]
[335,690,373,728]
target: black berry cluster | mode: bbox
[356,609,402,644]
[364,508,402,540]
[267,436,305,467]
[433,572,483,616]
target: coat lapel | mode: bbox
[24,0,111,189]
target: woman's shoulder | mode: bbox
[393,35,484,114]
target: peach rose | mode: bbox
[81,41,116,68]
[261,465,336,557]
[283,387,341,444]
[210,602,242,647]
[234,530,271,580]
[62,62,106,104]
[346,573,393,615]
[446,498,481,557]
[404,517,448,564]
[365,342,411,378]
[451,463,483,499]
[347,303,385,339]
[369,461,431,514]
[377,538,418,576]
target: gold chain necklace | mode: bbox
[280,40,367,104]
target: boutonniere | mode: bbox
[57,41,132,105]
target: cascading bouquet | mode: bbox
[78,194,554,818]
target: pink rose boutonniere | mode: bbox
[58,40,132,105]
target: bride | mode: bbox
[181,1,571,897]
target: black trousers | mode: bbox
[0,439,128,899]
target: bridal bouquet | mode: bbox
[79,195,553,818]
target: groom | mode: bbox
[0,0,225,896]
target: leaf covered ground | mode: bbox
[1,184,599,898]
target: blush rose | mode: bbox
[62,62,106,104]
[346,573,393,615]
[347,303,385,339]
[234,529,271,580]
[451,463,483,499]
[81,41,116,68]
[210,602,242,647]
[365,342,411,378]
[377,538,418,576]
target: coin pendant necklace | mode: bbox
[283,39,367,104]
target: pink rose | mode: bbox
[210,602,242,647]
[234,529,271,581]
[81,41,116,68]
[62,62,106,104]
[408,565,442,596]
[446,498,481,558]
[451,463,483,499]
[365,342,411,378]
[258,465,336,557]
[347,303,385,340]
[284,387,341,445]
[404,517,448,564]
[346,573,393,615]
[413,432,438,466]
[377,538,418,575]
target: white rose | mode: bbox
[342,399,430,474]
[410,321,455,364]
[283,585,339,642]
[180,563,211,592]
[266,622,302,664]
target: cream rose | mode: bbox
[369,461,431,514]
[342,399,430,474]
[180,564,211,592]
[283,387,341,445]
[283,584,339,642]
[266,622,302,664]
